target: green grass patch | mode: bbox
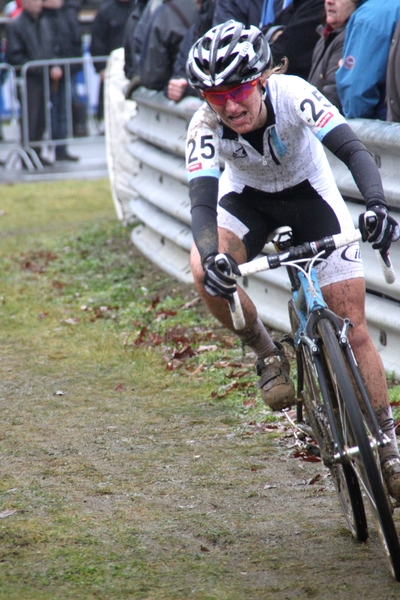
[0,179,283,600]
[1,179,399,599]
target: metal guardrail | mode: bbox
[112,87,400,376]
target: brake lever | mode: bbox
[364,211,396,284]
[215,253,246,330]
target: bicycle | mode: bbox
[218,224,400,581]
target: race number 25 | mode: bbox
[187,135,215,163]
[300,90,331,122]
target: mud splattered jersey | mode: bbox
[186,74,347,196]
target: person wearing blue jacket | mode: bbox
[336,0,400,119]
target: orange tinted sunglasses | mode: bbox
[201,78,260,106]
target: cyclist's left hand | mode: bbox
[359,205,400,254]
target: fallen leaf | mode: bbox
[292,449,321,463]
[243,399,256,407]
[155,309,177,321]
[211,380,238,399]
[181,297,200,309]
[190,364,204,377]
[198,344,218,353]
[306,474,322,485]
[172,345,196,360]
[145,296,160,312]
[164,357,184,371]
[0,509,18,519]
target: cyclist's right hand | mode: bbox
[203,253,240,299]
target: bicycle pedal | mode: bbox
[306,443,321,457]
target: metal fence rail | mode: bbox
[0,55,108,170]
[110,86,400,376]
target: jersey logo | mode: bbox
[233,144,248,159]
[188,161,202,172]
[341,243,362,263]
[343,55,356,70]
[317,112,334,129]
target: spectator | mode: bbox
[259,0,292,27]
[124,0,151,81]
[167,0,215,102]
[63,0,87,138]
[308,0,359,113]
[212,0,263,28]
[262,0,325,80]
[90,0,135,122]
[137,0,198,92]
[6,0,54,166]
[123,0,162,97]
[336,0,400,120]
[387,19,400,123]
[42,0,82,161]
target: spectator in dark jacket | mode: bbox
[387,19,400,122]
[308,0,359,113]
[137,0,198,91]
[213,0,263,28]
[123,0,162,97]
[6,0,55,165]
[263,0,324,79]
[43,0,82,161]
[90,0,135,119]
[124,0,150,81]
[167,0,215,101]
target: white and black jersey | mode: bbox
[186,75,386,286]
[187,74,344,194]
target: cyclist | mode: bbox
[185,20,400,501]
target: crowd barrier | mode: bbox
[0,54,107,170]
[105,78,400,377]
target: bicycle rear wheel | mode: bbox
[318,318,400,581]
[288,302,367,541]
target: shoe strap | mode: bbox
[382,457,400,476]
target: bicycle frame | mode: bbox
[286,255,388,462]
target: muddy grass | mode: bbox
[0,180,400,599]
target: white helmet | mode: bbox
[186,20,272,89]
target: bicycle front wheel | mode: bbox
[289,301,367,541]
[300,342,367,541]
[318,318,400,581]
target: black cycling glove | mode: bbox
[203,253,241,300]
[359,205,400,255]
